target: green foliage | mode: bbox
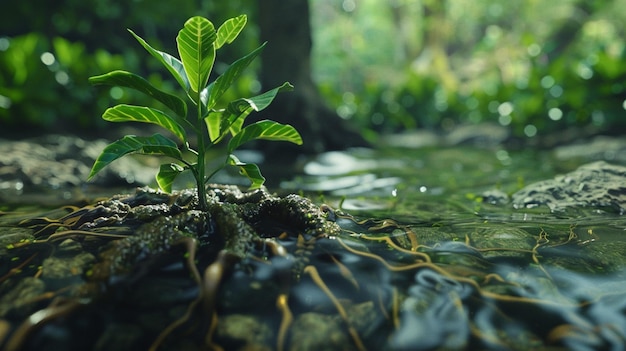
[0,1,260,136]
[88,15,302,210]
[311,1,626,138]
[0,33,134,132]
[4,1,624,142]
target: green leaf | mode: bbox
[177,16,217,93]
[215,15,247,50]
[204,105,252,144]
[227,111,247,136]
[225,105,253,136]
[102,105,187,143]
[128,29,190,92]
[156,163,186,192]
[89,70,187,117]
[228,154,265,189]
[221,82,295,136]
[234,82,294,112]
[88,134,183,180]
[228,120,303,153]
[205,110,224,142]
[206,43,266,109]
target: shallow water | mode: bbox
[280,145,626,349]
[1,143,625,350]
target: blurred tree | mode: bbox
[257,0,367,153]
[543,0,595,62]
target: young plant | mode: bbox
[87,15,302,211]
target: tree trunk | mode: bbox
[257,0,367,155]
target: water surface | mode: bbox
[1,142,625,350]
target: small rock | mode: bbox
[0,227,34,256]
[444,123,510,147]
[480,189,510,205]
[382,130,439,149]
[512,161,626,213]
[553,136,626,162]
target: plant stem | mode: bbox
[196,94,209,212]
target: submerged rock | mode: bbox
[289,312,350,351]
[215,314,272,350]
[41,252,96,279]
[0,277,45,317]
[469,226,535,258]
[511,161,626,213]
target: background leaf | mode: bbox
[227,120,303,153]
[177,16,216,93]
[206,43,266,109]
[102,104,187,143]
[215,15,247,49]
[88,134,183,180]
[156,163,186,192]
[228,154,265,189]
[89,70,187,117]
[129,29,190,92]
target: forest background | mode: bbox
[1,0,625,148]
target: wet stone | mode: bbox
[480,189,510,205]
[0,227,34,255]
[42,252,96,279]
[512,161,626,213]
